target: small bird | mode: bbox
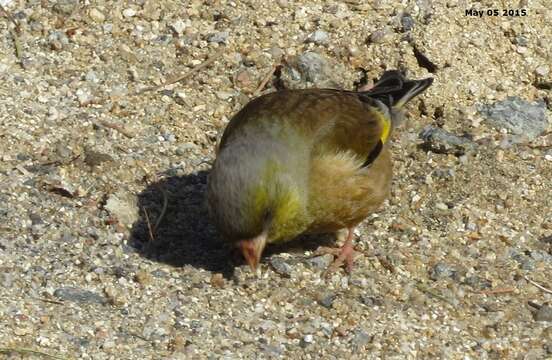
[207,70,433,272]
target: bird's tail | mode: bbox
[363,70,433,110]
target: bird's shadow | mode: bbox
[129,170,336,279]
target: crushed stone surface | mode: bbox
[1,0,551,359]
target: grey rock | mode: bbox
[317,292,337,308]
[53,0,78,15]
[529,249,552,263]
[151,269,169,278]
[28,212,44,225]
[498,134,531,149]
[296,51,332,84]
[306,30,329,45]
[352,328,372,349]
[463,276,492,290]
[48,31,69,51]
[54,287,107,305]
[358,294,383,307]
[536,305,552,322]
[419,126,476,156]
[546,340,552,354]
[429,262,456,281]
[535,65,550,77]
[269,257,293,277]
[260,343,283,356]
[306,254,333,270]
[84,148,113,167]
[401,13,415,32]
[478,97,548,140]
[509,248,535,270]
[207,31,229,44]
[368,27,392,44]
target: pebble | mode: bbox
[89,8,106,23]
[207,31,229,44]
[368,27,392,44]
[352,328,372,349]
[269,257,293,278]
[306,30,329,45]
[170,19,188,36]
[303,334,314,343]
[84,148,113,167]
[306,254,333,270]
[296,51,331,84]
[54,287,107,305]
[536,305,552,322]
[478,97,548,140]
[419,126,476,156]
[316,292,337,308]
[52,0,77,15]
[104,190,138,227]
[75,88,93,106]
[401,13,415,32]
[429,262,457,281]
[122,8,136,18]
[535,65,550,77]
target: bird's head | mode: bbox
[207,141,308,270]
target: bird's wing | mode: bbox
[219,89,388,168]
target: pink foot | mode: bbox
[314,228,361,274]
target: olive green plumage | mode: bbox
[207,70,433,264]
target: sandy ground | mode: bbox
[0,0,551,359]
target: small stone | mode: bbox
[48,31,69,51]
[435,202,448,211]
[54,287,107,305]
[75,88,93,106]
[316,292,337,308]
[103,285,125,306]
[270,257,293,278]
[134,269,153,286]
[170,19,188,36]
[478,97,548,140]
[84,148,113,167]
[207,31,229,44]
[419,126,477,156]
[89,8,105,23]
[358,294,383,307]
[303,334,314,343]
[535,305,552,322]
[429,262,456,281]
[268,47,284,60]
[306,30,329,45]
[104,190,138,227]
[368,27,392,44]
[306,254,333,270]
[210,273,225,288]
[296,51,331,84]
[122,8,136,18]
[463,276,492,290]
[401,13,415,32]
[215,91,234,100]
[352,328,372,349]
[535,65,550,77]
[53,0,77,15]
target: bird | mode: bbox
[206,70,433,273]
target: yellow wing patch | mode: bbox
[370,108,391,144]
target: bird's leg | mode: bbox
[314,227,361,274]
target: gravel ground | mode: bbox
[1,0,552,359]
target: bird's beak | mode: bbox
[239,232,268,271]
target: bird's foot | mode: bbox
[314,243,361,275]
